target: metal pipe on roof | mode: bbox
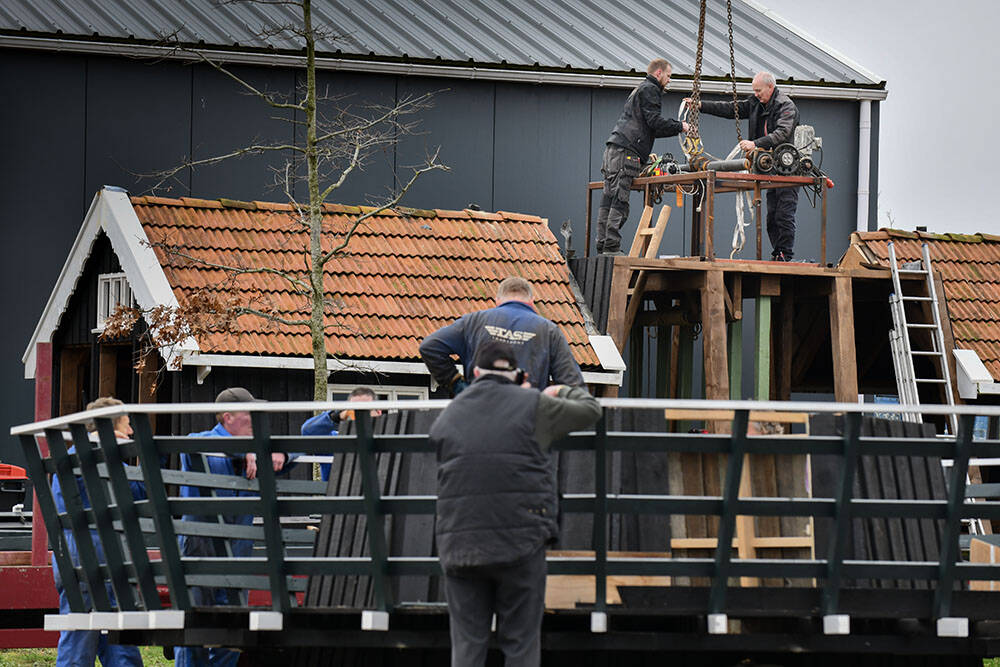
[857,100,871,233]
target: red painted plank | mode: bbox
[0,628,59,649]
[0,565,59,608]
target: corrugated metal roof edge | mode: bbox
[0,33,888,99]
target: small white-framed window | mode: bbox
[95,272,134,331]
[327,383,428,408]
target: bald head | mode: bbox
[752,71,776,103]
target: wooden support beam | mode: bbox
[701,271,729,432]
[635,309,688,328]
[776,280,794,401]
[664,409,810,423]
[755,296,772,401]
[829,275,859,402]
[736,456,759,586]
[606,260,631,351]
[728,320,743,400]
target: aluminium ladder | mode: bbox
[887,242,958,436]
[888,243,981,534]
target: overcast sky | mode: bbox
[758,0,999,234]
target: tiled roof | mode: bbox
[129,196,600,368]
[850,229,1000,379]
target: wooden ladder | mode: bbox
[624,205,671,333]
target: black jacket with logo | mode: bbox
[700,87,799,149]
[606,74,685,161]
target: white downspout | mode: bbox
[856,100,871,233]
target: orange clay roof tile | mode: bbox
[131,197,600,368]
[850,230,1000,381]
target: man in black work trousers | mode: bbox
[597,58,690,256]
[689,71,801,261]
[432,341,601,666]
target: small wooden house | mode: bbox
[23,186,624,433]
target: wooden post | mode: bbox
[31,342,53,566]
[754,183,763,260]
[585,184,593,258]
[729,320,743,400]
[821,178,828,265]
[606,260,631,351]
[829,275,859,402]
[755,277,780,401]
[701,270,729,432]
[777,280,794,401]
[703,173,716,258]
[655,325,670,398]
[755,297,772,401]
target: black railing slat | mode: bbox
[251,413,291,613]
[131,413,190,610]
[934,414,975,619]
[70,422,136,611]
[45,427,113,611]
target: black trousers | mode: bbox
[766,187,798,258]
[443,547,547,667]
[596,143,642,252]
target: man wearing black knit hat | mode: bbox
[431,340,600,666]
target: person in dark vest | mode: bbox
[431,340,601,666]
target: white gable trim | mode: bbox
[22,187,197,379]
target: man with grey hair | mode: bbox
[420,276,584,394]
[686,71,801,261]
[596,57,690,256]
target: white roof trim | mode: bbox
[183,353,623,386]
[22,187,195,379]
[740,0,885,86]
[954,349,1000,399]
[0,35,887,102]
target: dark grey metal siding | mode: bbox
[1,50,865,466]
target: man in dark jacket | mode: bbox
[419,276,584,394]
[432,340,601,666]
[597,58,689,256]
[691,71,801,260]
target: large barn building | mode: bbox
[1,0,886,463]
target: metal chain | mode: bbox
[727,0,743,142]
[687,0,707,138]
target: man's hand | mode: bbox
[245,453,257,480]
[681,121,691,133]
[739,139,757,152]
[542,385,565,397]
[244,453,285,479]
[682,98,699,110]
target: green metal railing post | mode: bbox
[250,412,290,613]
[19,433,86,611]
[357,409,392,611]
[593,411,608,614]
[94,417,161,610]
[45,427,112,610]
[822,412,861,616]
[69,422,135,610]
[131,413,191,610]
[709,410,749,613]
[934,413,975,619]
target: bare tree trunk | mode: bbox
[303,0,328,404]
